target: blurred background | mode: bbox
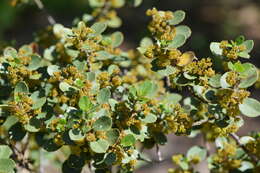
[0,0,260,172]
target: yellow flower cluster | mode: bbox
[211,142,242,172]
[48,66,86,107]
[226,71,239,86]
[97,70,122,88]
[165,104,193,135]
[4,45,40,85]
[8,93,40,124]
[220,40,246,60]
[144,44,183,67]
[184,58,215,77]
[168,154,194,173]
[146,8,176,41]
[202,122,240,141]
[217,89,250,117]
[245,139,260,159]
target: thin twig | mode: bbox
[202,135,210,157]
[156,144,163,162]
[192,118,208,127]
[34,0,56,25]
[88,163,94,173]
[230,133,258,163]
[138,156,152,163]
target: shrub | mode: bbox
[0,0,260,173]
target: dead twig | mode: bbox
[34,0,56,25]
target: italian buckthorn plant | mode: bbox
[0,0,260,173]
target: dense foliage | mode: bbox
[0,0,260,173]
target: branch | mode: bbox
[156,144,163,161]
[34,0,56,25]
[192,118,208,127]
[229,133,258,163]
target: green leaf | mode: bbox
[78,96,93,112]
[89,0,105,7]
[164,93,182,104]
[238,51,250,59]
[106,129,120,145]
[53,24,72,38]
[86,72,96,81]
[59,82,72,92]
[121,134,136,147]
[32,97,46,109]
[47,65,60,76]
[0,145,13,158]
[168,10,186,25]
[242,40,254,53]
[186,146,207,162]
[176,25,191,39]
[209,74,221,88]
[136,81,157,97]
[167,34,186,48]
[128,0,142,7]
[4,47,17,58]
[69,129,85,141]
[179,160,189,170]
[93,116,112,131]
[82,14,94,23]
[210,42,222,56]
[232,62,245,73]
[95,51,114,60]
[157,66,178,77]
[97,88,111,104]
[238,40,254,59]
[43,46,55,61]
[215,137,228,149]
[14,81,29,94]
[239,136,255,145]
[28,55,41,70]
[220,72,231,88]
[91,22,107,35]
[24,121,40,132]
[62,159,82,173]
[108,65,120,75]
[203,89,217,102]
[66,48,80,59]
[90,139,109,153]
[111,32,124,48]
[239,161,254,171]
[8,123,26,141]
[239,98,260,117]
[141,113,157,123]
[107,16,122,28]
[238,63,258,88]
[154,132,167,145]
[0,159,15,173]
[42,139,61,152]
[65,154,85,170]
[104,152,117,166]
[140,37,153,48]
[111,0,125,8]
[235,35,245,45]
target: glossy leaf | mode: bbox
[121,134,136,147]
[168,10,186,25]
[90,139,109,153]
[93,116,112,131]
[97,88,111,104]
[78,96,93,112]
[167,34,186,48]
[239,98,260,117]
